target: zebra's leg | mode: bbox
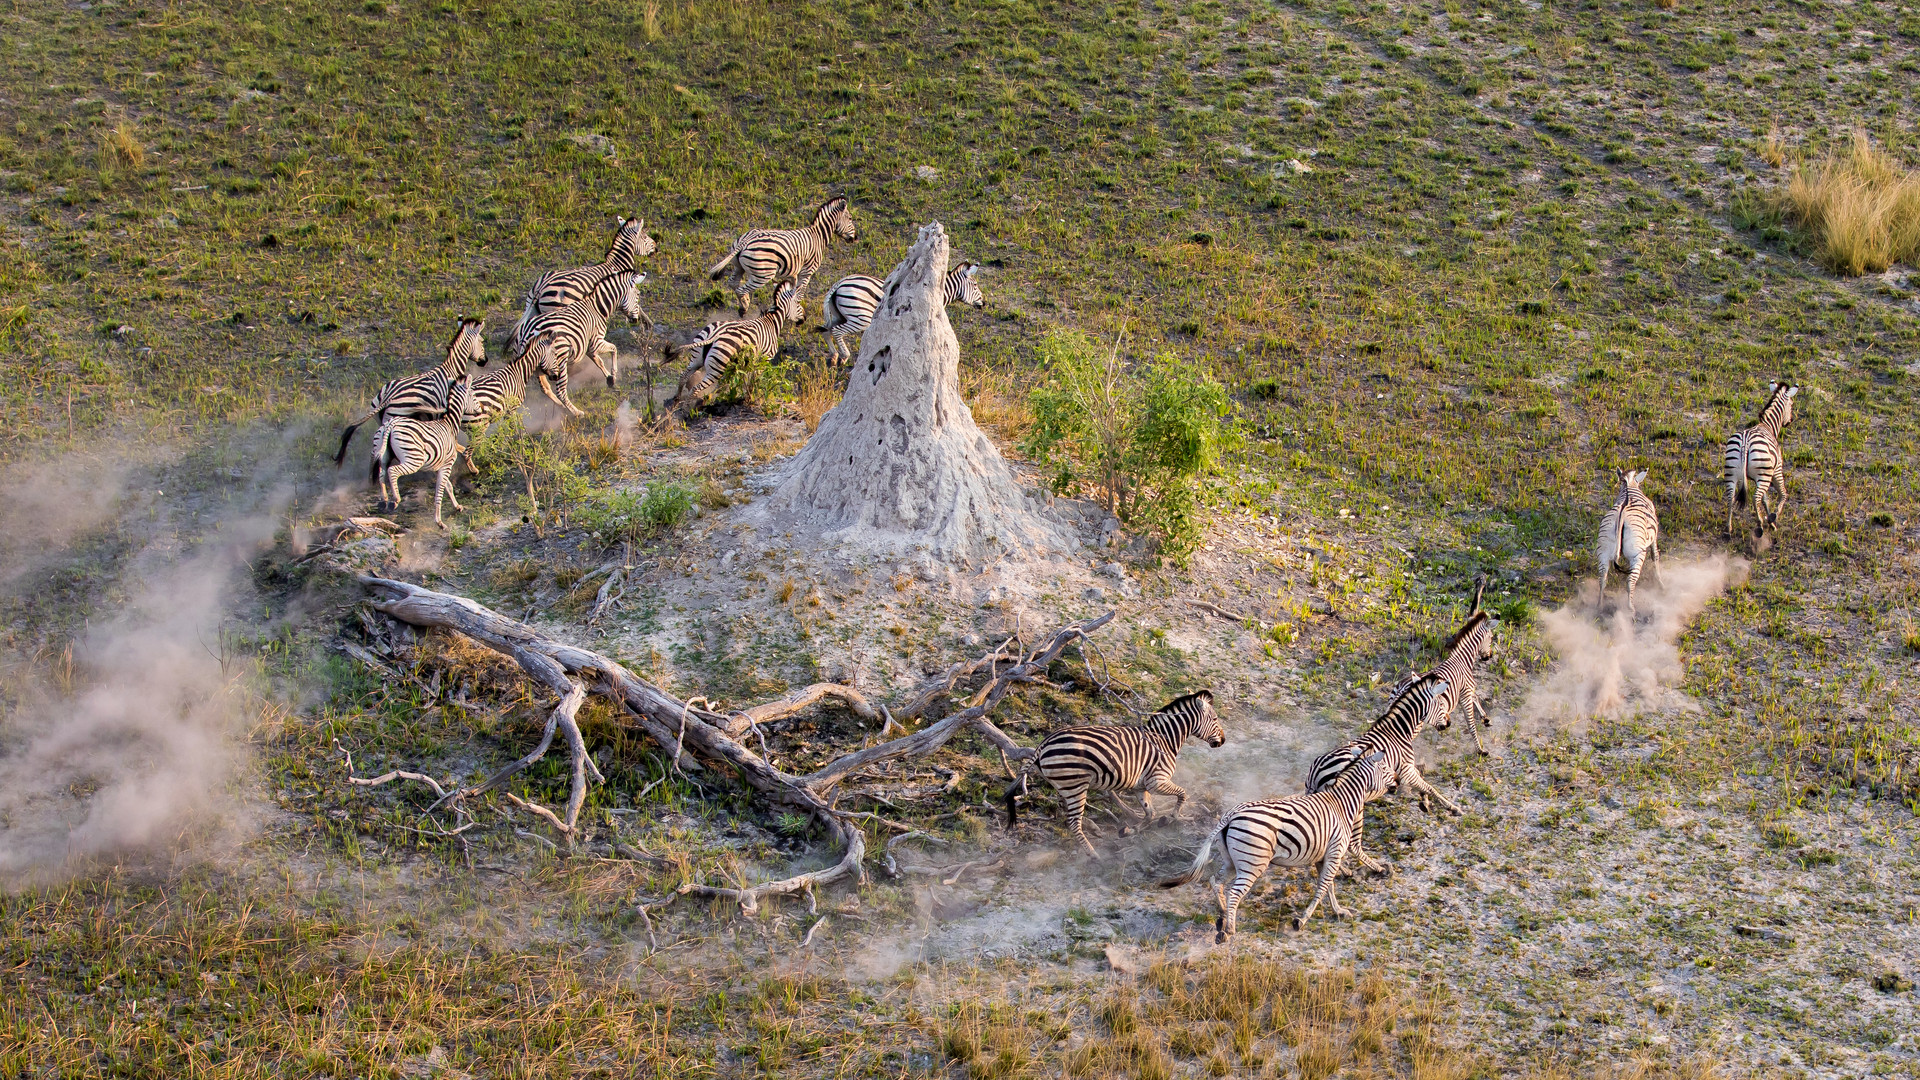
[1295,835,1348,929]
[1062,788,1099,858]
[1147,775,1189,823]
[1466,693,1489,756]
[1726,476,1739,538]
[1766,472,1788,528]
[1649,540,1664,592]
[1750,472,1772,537]
[432,466,449,528]
[1625,552,1645,616]
[537,371,586,419]
[1344,827,1388,877]
[1216,853,1269,943]
[1598,558,1610,600]
[1402,762,1463,817]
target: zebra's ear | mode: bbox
[1785,384,1799,398]
[1632,468,1648,485]
[617,215,627,227]
[965,263,979,279]
[1768,380,1778,394]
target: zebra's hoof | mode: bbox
[1292,917,1308,932]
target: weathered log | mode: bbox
[352,575,1111,911]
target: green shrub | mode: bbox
[581,479,695,545]
[468,412,588,518]
[1020,329,1232,563]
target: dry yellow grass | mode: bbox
[1760,124,1788,169]
[792,358,841,433]
[1778,129,1920,275]
[100,121,143,169]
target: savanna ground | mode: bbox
[2,0,1919,1076]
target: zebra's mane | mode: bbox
[1154,688,1213,715]
[1756,381,1797,425]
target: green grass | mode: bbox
[4,0,1920,1074]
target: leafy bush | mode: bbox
[1020,329,1232,562]
[468,412,588,519]
[581,479,695,546]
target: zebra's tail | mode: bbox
[706,246,740,280]
[1002,768,1030,828]
[368,423,390,487]
[333,414,371,467]
[1471,572,1489,615]
[1157,821,1222,888]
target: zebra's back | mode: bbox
[1034,724,1164,792]
[822,274,885,334]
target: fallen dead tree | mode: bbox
[348,574,1112,912]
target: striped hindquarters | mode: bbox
[1600,483,1658,570]
[711,226,822,292]
[673,311,785,401]
[821,274,884,335]
[375,414,464,481]
[515,218,654,334]
[1723,426,1781,502]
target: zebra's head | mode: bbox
[1335,750,1394,801]
[950,263,985,309]
[1763,380,1800,429]
[772,285,804,326]
[609,216,657,267]
[819,196,857,241]
[1158,689,1224,747]
[1616,467,1648,492]
[619,274,646,323]
[1402,672,1453,732]
[448,317,487,370]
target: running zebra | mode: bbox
[452,331,568,430]
[1599,468,1662,614]
[1306,673,1460,830]
[370,402,475,529]
[1390,577,1498,756]
[820,263,984,364]
[707,196,856,316]
[1723,381,1799,542]
[510,270,643,395]
[332,318,485,466]
[664,295,803,412]
[1158,751,1393,940]
[1003,690,1226,858]
[514,216,655,334]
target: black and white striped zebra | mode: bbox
[1724,381,1799,541]
[332,318,486,466]
[370,403,475,529]
[1306,673,1460,834]
[1599,468,1662,614]
[510,270,642,397]
[1390,577,1498,756]
[451,331,568,430]
[1158,751,1393,940]
[1003,690,1226,857]
[706,196,856,316]
[514,216,655,335]
[819,263,984,364]
[664,295,802,411]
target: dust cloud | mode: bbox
[1521,553,1749,725]
[0,455,289,887]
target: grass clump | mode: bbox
[1775,130,1920,275]
[1022,329,1232,562]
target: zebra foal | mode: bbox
[1158,751,1393,940]
[452,332,566,431]
[1306,672,1459,828]
[1724,380,1799,542]
[333,318,486,466]
[664,294,803,413]
[370,405,475,529]
[707,196,856,316]
[1599,468,1662,614]
[1003,690,1225,858]
[511,271,643,402]
[820,262,984,364]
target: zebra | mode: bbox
[513,215,655,335]
[1599,468,1663,614]
[510,270,643,397]
[1306,673,1460,855]
[819,263,984,364]
[332,318,486,466]
[1158,751,1393,940]
[1389,576,1498,756]
[1724,381,1799,542]
[1002,689,1226,858]
[369,401,475,529]
[706,196,856,316]
[664,294,803,412]
[452,331,569,430]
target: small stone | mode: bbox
[913,164,940,181]
[1098,561,1127,581]
[1083,586,1106,602]
[113,325,132,337]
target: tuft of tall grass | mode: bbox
[100,121,143,169]
[1776,130,1920,276]
[793,358,841,433]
